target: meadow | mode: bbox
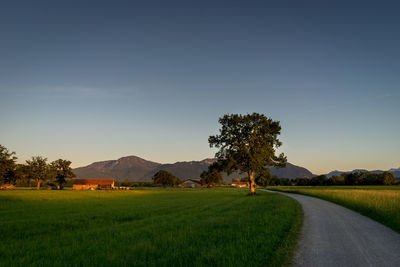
[0,188,302,267]
[268,186,400,232]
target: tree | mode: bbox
[255,168,273,186]
[121,179,132,187]
[310,175,328,186]
[280,178,291,186]
[3,169,20,185]
[328,175,345,185]
[26,156,49,190]
[0,145,17,184]
[200,162,223,187]
[240,177,250,182]
[14,164,30,186]
[152,170,179,187]
[294,178,309,186]
[381,171,396,185]
[50,159,76,189]
[344,172,358,185]
[209,113,287,194]
[269,176,281,186]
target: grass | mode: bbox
[0,188,302,267]
[268,185,400,232]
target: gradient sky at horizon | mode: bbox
[1,0,399,174]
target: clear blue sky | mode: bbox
[1,0,399,174]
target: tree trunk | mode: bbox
[37,180,41,190]
[249,171,256,195]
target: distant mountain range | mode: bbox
[324,168,400,178]
[73,155,314,182]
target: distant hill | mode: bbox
[138,158,216,182]
[73,155,315,182]
[269,163,314,179]
[325,168,400,178]
[73,156,161,181]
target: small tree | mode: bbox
[209,113,287,194]
[382,171,396,185]
[26,156,49,190]
[50,159,76,189]
[240,177,250,182]
[152,170,179,187]
[200,162,223,187]
[255,168,272,186]
[0,145,17,184]
[121,179,131,187]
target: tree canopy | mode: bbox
[0,144,77,189]
[50,159,76,189]
[0,145,17,184]
[152,170,180,187]
[26,156,49,190]
[209,113,286,194]
[200,162,223,187]
[255,168,277,186]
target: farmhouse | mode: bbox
[0,184,16,190]
[231,182,249,188]
[182,179,202,188]
[73,179,115,190]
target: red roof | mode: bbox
[73,179,114,185]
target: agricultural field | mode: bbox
[268,186,400,232]
[0,188,302,267]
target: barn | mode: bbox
[73,179,115,190]
[182,179,202,188]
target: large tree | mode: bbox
[50,159,76,189]
[209,113,287,194]
[152,170,180,187]
[0,145,17,184]
[26,156,49,190]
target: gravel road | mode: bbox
[261,189,400,267]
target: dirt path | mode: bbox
[261,189,400,267]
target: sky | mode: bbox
[0,0,399,174]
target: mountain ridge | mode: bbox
[73,155,314,182]
[325,168,400,178]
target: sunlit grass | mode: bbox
[268,186,400,232]
[0,188,302,266]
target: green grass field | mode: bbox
[268,186,400,232]
[0,188,302,267]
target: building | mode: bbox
[182,179,202,188]
[0,184,16,190]
[231,182,249,188]
[73,179,115,190]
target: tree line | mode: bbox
[291,171,397,186]
[236,171,397,186]
[150,168,223,187]
[0,145,76,189]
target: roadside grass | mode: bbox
[268,186,400,232]
[0,188,302,267]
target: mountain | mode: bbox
[389,168,400,179]
[73,155,315,182]
[325,168,400,178]
[73,156,161,181]
[138,159,216,181]
[269,163,314,179]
